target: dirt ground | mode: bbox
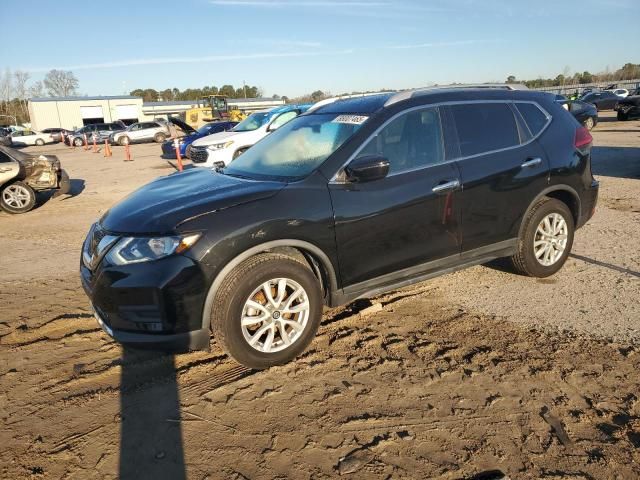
[1,112,639,479]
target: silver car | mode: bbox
[111,121,170,146]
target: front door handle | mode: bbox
[432,179,460,194]
[521,157,542,168]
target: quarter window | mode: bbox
[357,107,444,174]
[515,102,549,137]
[449,103,520,157]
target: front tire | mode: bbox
[510,197,574,278]
[211,253,323,369]
[73,137,84,147]
[35,139,45,146]
[232,147,248,160]
[584,117,595,130]
[1,181,37,214]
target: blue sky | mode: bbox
[1,0,638,98]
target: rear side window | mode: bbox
[449,103,519,157]
[515,102,549,136]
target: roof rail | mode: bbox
[307,92,394,113]
[384,83,529,107]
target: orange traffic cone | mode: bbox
[124,142,132,162]
[104,140,112,157]
[92,135,99,153]
[83,133,89,150]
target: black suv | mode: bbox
[81,88,599,369]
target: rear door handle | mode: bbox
[432,179,460,194]
[521,157,542,168]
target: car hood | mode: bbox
[100,168,284,234]
[168,116,197,135]
[192,130,247,147]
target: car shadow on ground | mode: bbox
[34,179,85,209]
[119,347,187,479]
[591,146,640,179]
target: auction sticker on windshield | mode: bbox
[332,115,368,125]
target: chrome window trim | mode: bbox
[329,99,552,184]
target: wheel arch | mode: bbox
[518,185,581,238]
[200,239,339,330]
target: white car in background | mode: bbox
[111,121,170,146]
[189,104,311,167]
[9,130,55,146]
[606,88,629,98]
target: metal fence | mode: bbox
[532,79,640,96]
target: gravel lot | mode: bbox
[1,111,639,479]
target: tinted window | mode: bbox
[450,103,519,157]
[358,107,444,174]
[515,102,548,136]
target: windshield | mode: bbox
[223,113,368,180]
[232,112,271,132]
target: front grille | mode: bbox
[190,146,209,163]
[82,223,119,270]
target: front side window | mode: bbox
[224,113,366,180]
[233,112,271,132]
[269,111,298,130]
[449,103,520,157]
[356,107,444,174]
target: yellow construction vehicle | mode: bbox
[185,95,247,128]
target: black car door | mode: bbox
[329,106,462,288]
[445,101,550,253]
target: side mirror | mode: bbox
[345,155,390,183]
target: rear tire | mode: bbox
[73,137,84,147]
[1,181,36,214]
[154,133,166,143]
[510,197,574,278]
[118,136,130,146]
[210,253,323,369]
[617,111,629,121]
[35,139,45,146]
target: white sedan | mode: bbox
[10,130,55,146]
[606,88,629,98]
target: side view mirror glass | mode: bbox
[345,154,390,183]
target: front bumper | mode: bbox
[93,305,209,351]
[80,252,211,352]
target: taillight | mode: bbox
[575,126,593,149]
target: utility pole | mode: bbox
[243,81,247,99]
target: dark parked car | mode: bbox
[581,91,620,111]
[161,120,238,159]
[65,122,126,147]
[41,127,73,142]
[0,127,12,147]
[80,88,599,369]
[568,101,598,129]
[615,88,640,120]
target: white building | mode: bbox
[28,96,287,131]
[28,96,151,131]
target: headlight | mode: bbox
[104,233,201,266]
[207,140,234,151]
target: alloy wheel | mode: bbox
[2,184,31,209]
[240,278,310,353]
[533,213,568,266]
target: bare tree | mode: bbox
[0,68,13,118]
[29,81,44,98]
[13,70,30,117]
[43,69,79,97]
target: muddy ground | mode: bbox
[1,112,639,479]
